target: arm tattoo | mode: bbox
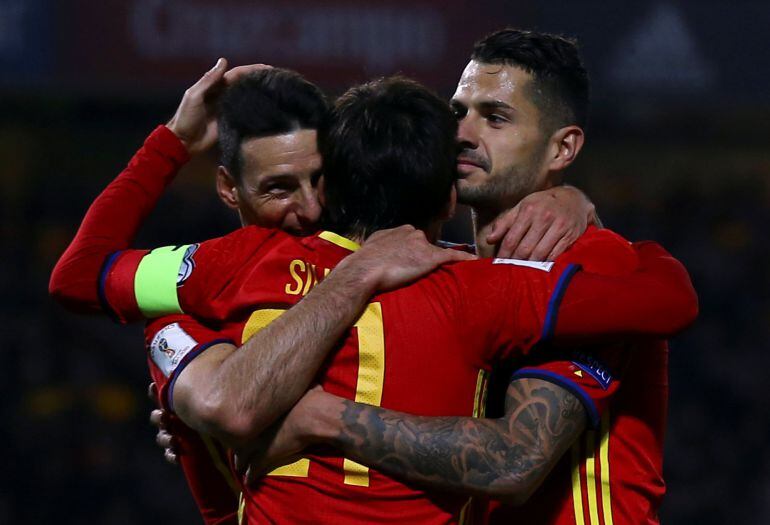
[332,378,586,500]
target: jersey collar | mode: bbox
[318,231,360,252]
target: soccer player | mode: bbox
[50,61,596,522]
[50,63,337,524]
[244,29,678,525]
[59,75,695,523]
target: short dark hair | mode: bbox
[320,76,458,238]
[471,28,589,131]
[218,68,329,181]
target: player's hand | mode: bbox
[148,382,179,465]
[341,225,477,293]
[237,386,328,484]
[167,59,273,156]
[487,186,597,261]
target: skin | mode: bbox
[451,61,585,258]
[216,131,322,233]
[239,61,596,505]
[172,225,474,452]
[244,380,585,505]
[153,60,595,506]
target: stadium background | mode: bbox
[2,1,768,522]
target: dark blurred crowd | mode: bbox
[1,97,767,523]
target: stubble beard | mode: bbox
[457,162,539,215]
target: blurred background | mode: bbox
[2,0,768,523]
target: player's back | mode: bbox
[228,233,572,524]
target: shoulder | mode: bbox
[556,226,639,275]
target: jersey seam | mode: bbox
[512,368,600,428]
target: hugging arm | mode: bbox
[170,227,474,451]
[246,376,585,504]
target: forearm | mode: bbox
[311,379,585,503]
[49,126,188,311]
[207,261,378,445]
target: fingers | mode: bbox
[223,63,273,84]
[157,429,179,464]
[486,205,520,244]
[529,221,567,261]
[148,382,158,402]
[164,448,178,465]
[192,57,228,93]
[439,247,477,263]
[149,409,164,427]
[546,234,576,262]
[156,429,174,449]
[511,220,549,260]
[492,207,531,259]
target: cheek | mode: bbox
[248,200,293,229]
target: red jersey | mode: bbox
[145,315,241,525]
[486,230,669,525]
[49,128,695,524]
[98,225,695,524]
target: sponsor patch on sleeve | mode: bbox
[149,323,199,378]
[492,258,554,272]
[571,350,614,390]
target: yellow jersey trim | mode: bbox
[319,231,360,252]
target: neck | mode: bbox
[346,222,440,247]
[471,207,505,258]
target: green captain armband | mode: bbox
[134,244,198,317]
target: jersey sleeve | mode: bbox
[553,241,699,342]
[511,347,627,429]
[145,315,235,413]
[456,238,697,364]
[145,317,241,524]
[100,226,279,323]
[454,258,580,363]
[49,126,189,315]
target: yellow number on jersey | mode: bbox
[241,303,385,486]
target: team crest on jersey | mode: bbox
[492,258,554,272]
[571,350,613,390]
[149,323,199,377]
[177,243,199,286]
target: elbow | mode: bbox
[657,283,699,337]
[48,265,79,309]
[194,394,268,449]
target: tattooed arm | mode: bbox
[247,377,586,503]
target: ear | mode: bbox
[547,125,585,172]
[216,166,240,210]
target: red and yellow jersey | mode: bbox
[485,227,669,525]
[121,228,582,524]
[145,315,241,525]
[98,223,691,524]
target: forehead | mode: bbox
[240,129,321,177]
[452,60,536,109]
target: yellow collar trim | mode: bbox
[319,231,360,252]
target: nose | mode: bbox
[295,185,322,228]
[456,115,479,151]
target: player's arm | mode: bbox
[550,241,698,342]
[241,376,585,503]
[144,317,240,524]
[485,185,600,260]
[171,227,475,451]
[48,59,266,317]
